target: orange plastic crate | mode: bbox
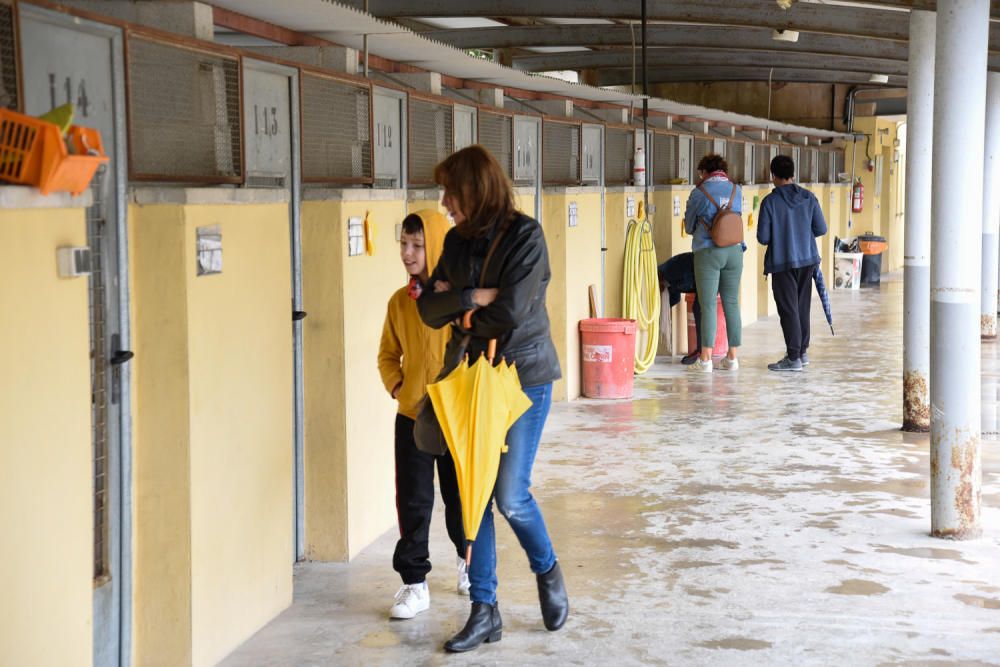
[0,108,47,187]
[39,125,109,196]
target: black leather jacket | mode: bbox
[417,212,562,388]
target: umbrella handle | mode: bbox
[465,543,473,568]
[462,310,498,363]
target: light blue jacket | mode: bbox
[684,177,743,252]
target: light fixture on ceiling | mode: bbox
[772,29,799,42]
[776,0,795,8]
[869,74,890,84]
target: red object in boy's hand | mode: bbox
[407,277,423,299]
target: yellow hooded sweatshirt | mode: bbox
[377,209,452,419]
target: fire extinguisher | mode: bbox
[851,178,864,213]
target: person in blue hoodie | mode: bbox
[757,155,828,372]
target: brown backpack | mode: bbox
[696,181,744,248]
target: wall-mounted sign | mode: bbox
[196,225,222,276]
[626,197,636,218]
[568,201,578,227]
[348,216,364,257]
[673,195,681,217]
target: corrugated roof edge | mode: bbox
[239,0,852,141]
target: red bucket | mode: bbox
[684,293,728,358]
[579,318,636,399]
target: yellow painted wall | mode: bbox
[184,205,294,667]
[604,190,628,319]
[130,204,193,667]
[542,190,602,401]
[302,197,404,561]
[130,202,294,667]
[849,117,902,246]
[0,206,92,667]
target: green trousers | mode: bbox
[693,245,743,350]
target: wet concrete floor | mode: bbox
[223,275,1000,666]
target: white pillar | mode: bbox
[981,73,1000,338]
[930,0,989,539]
[903,10,935,432]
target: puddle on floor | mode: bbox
[358,630,401,649]
[825,579,890,596]
[697,637,773,650]
[873,544,975,563]
[955,594,1000,610]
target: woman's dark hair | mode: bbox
[697,153,728,174]
[400,213,424,236]
[434,145,517,239]
[770,155,795,180]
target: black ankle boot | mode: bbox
[444,602,502,653]
[536,561,569,631]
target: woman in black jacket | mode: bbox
[418,145,568,653]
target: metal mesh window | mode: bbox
[605,126,632,185]
[835,150,846,180]
[542,120,580,185]
[800,149,813,183]
[127,34,241,181]
[818,151,831,182]
[408,96,453,187]
[779,144,794,158]
[301,73,372,184]
[0,2,17,110]
[694,137,713,166]
[755,144,771,183]
[653,132,677,183]
[728,141,746,183]
[478,110,512,178]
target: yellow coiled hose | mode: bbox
[622,213,660,374]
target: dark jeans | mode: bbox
[393,414,466,585]
[772,264,816,361]
[686,291,702,356]
[469,383,557,604]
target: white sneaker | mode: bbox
[389,582,429,619]
[720,357,739,370]
[686,358,713,373]
[456,557,471,595]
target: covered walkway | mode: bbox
[223,276,1000,666]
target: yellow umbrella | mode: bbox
[426,343,532,565]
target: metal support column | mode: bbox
[903,10,935,432]
[930,0,989,539]
[981,72,1000,339]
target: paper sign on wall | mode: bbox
[196,225,222,276]
[568,201,578,227]
[348,216,364,257]
[626,197,636,218]
[673,195,681,216]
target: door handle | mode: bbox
[110,350,134,365]
[292,311,308,321]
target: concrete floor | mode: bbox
[223,275,1000,666]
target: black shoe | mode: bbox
[536,561,569,631]
[444,602,502,653]
[681,351,699,365]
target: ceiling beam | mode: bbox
[597,67,908,87]
[368,0,912,40]
[513,49,909,77]
[419,25,911,60]
[848,0,1000,17]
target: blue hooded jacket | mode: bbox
[756,184,828,274]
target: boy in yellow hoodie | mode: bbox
[378,209,466,620]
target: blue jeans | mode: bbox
[469,383,557,604]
